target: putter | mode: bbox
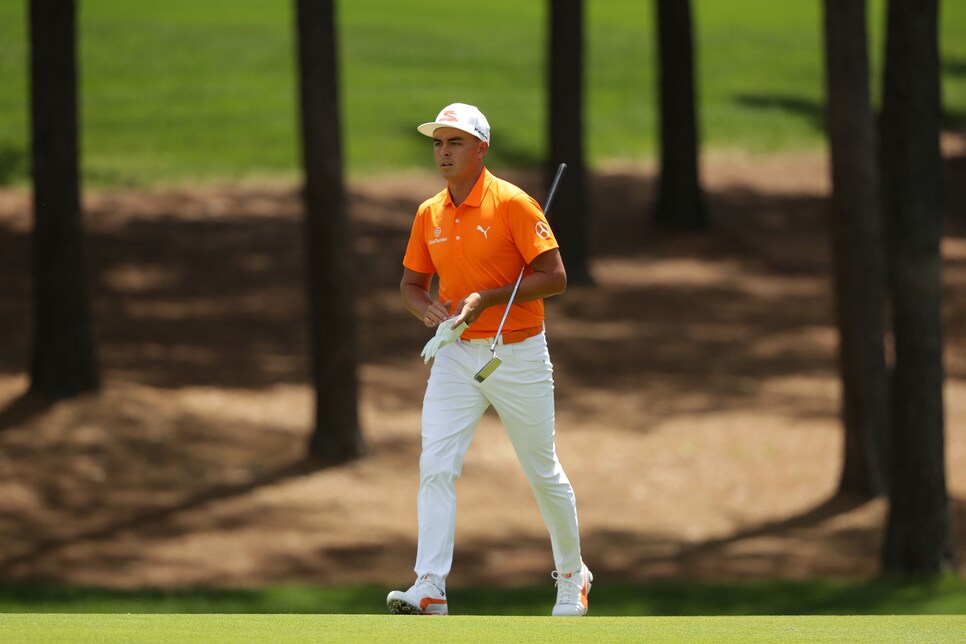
[474,162,568,383]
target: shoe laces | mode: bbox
[552,570,582,605]
[413,574,444,596]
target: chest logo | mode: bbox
[535,221,551,240]
[476,225,491,239]
[434,226,442,238]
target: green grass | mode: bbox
[1,576,964,615]
[1,614,964,644]
[0,1,964,186]
[0,579,963,642]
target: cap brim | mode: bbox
[417,121,484,141]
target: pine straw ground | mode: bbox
[0,141,964,591]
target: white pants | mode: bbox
[414,332,582,579]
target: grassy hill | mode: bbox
[0,1,964,184]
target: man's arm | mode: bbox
[400,268,452,328]
[452,248,567,327]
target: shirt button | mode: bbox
[456,235,461,240]
[455,218,460,223]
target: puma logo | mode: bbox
[476,225,491,239]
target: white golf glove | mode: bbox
[421,318,469,364]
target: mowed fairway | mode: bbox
[2,615,965,643]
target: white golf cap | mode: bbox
[417,103,490,144]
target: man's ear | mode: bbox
[479,141,489,159]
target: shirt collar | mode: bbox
[445,167,490,208]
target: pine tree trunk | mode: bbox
[879,0,955,573]
[548,0,592,285]
[653,0,706,230]
[28,0,100,398]
[822,0,890,497]
[295,0,365,463]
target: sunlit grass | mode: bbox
[0,0,963,186]
[2,614,965,644]
[1,576,963,615]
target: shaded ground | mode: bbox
[0,143,964,590]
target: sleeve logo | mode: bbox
[535,221,551,240]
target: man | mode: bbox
[387,103,591,617]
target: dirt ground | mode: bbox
[0,142,964,591]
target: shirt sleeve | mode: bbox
[402,209,436,274]
[507,192,559,264]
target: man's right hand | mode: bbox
[422,300,453,327]
[451,292,486,328]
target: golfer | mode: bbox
[387,103,591,617]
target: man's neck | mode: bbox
[447,167,484,206]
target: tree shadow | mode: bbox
[732,93,825,133]
[0,154,964,586]
[942,108,966,131]
[667,493,873,564]
[734,90,966,135]
[1,151,963,393]
[0,144,27,186]
[434,493,898,587]
[0,392,56,434]
[0,455,332,577]
[943,56,966,78]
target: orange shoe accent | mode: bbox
[419,597,448,611]
[564,570,590,608]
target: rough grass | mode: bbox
[0,1,964,186]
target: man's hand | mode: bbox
[422,300,453,327]
[452,292,486,327]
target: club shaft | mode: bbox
[489,163,568,352]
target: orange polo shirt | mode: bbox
[403,167,559,340]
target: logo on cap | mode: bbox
[440,110,459,122]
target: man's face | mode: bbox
[432,127,487,183]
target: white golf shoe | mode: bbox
[551,562,592,616]
[387,574,448,615]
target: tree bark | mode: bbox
[653,0,706,230]
[548,0,592,285]
[28,0,100,398]
[822,0,890,497]
[879,0,955,573]
[295,0,365,463]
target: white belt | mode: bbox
[459,325,543,347]
[461,336,505,346]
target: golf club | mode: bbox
[474,162,568,383]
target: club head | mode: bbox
[473,356,503,383]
